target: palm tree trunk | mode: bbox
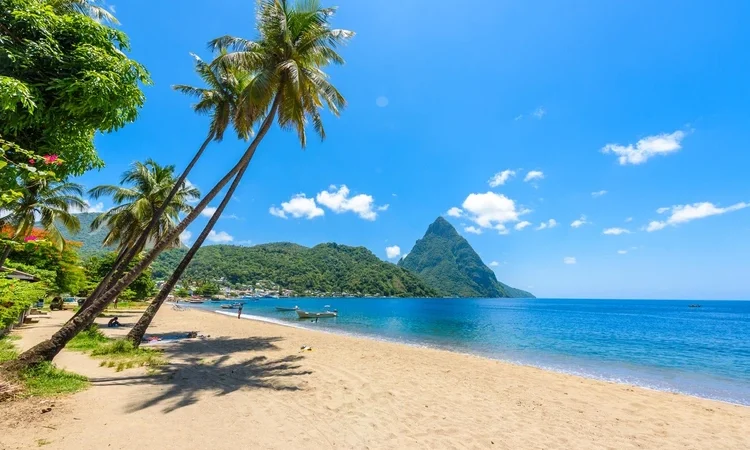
[10,94,281,370]
[0,245,11,269]
[126,159,252,346]
[76,134,214,314]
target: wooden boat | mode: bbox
[221,302,244,309]
[186,299,205,304]
[296,310,337,319]
[275,306,299,312]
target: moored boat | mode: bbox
[296,310,337,319]
[276,306,299,311]
[186,299,205,304]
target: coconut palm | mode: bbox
[0,180,86,268]
[13,0,353,367]
[74,50,253,316]
[89,159,200,255]
[126,0,353,346]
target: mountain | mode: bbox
[152,243,440,297]
[398,217,534,298]
[60,212,114,256]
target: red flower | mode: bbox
[43,154,59,165]
[24,235,38,242]
[29,158,35,164]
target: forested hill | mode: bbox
[60,213,114,255]
[398,217,534,298]
[152,243,440,297]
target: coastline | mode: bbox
[208,306,747,407]
[4,307,748,450]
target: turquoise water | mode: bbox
[193,298,750,405]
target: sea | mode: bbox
[191,298,750,406]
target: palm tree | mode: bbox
[126,0,353,346]
[73,51,251,315]
[88,159,200,256]
[0,180,86,268]
[12,0,353,367]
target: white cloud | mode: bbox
[625,217,633,222]
[535,219,557,230]
[524,170,544,182]
[377,204,390,211]
[603,227,631,235]
[617,250,628,254]
[74,200,105,214]
[269,194,324,220]
[446,207,463,218]
[591,190,607,198]
[201,206,217,218]
[207,230,233,243]
[602,130,686,165]
[179,230,192,245]
[385,245,401,259]
[515,221,532,231]
[646,201,749,232]
[489,261,500,267]
[458,192,528,233]
[570,215,588,228]
[532,107,546,119]
[563,257,576,265]
[464,226,482,235]
[488,169,516,187]
[316,185,384,221]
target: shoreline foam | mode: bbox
[207,307,748,407]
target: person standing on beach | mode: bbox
[237,304,243,319]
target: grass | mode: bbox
[1,336,88,400]
[67,326,166,372]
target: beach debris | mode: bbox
[299,345,313,352]
[41,407,52,414]
[186,331,198,338]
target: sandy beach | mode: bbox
[2,307,748,450]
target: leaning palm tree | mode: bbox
[74,51,251,314]
[12,0,353,367]
[126,0,353,346]
[0,180,86,268]
[88,159,200,256]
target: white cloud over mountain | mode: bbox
[488,169,516,187]
[269,194,324,219]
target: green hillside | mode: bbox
[152,243,440,297]
[398,217,534,298]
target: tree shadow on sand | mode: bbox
[89,336,312,414]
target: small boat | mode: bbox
[221,302,244,309]
[688,304,702,308]
[186,299,205,304]
[296,310,337,319]
[276,306,299,312]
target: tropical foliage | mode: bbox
[89,159,200,254]
[80,252,155,301]
[398,217,535,298]
[0,0,149,200]
[152,243,439,297]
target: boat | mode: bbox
[688,304,702,308]
[275,306,299,312]
[296,310,337,319]
[221,302,244,310]
[186,299,205,304]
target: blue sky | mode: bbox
[77,0,750,299]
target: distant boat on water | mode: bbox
[221,302,244,309]
[186,299,205,304]
[688,304,702,308]
[297,310,337,319]
[275,306,299,312]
